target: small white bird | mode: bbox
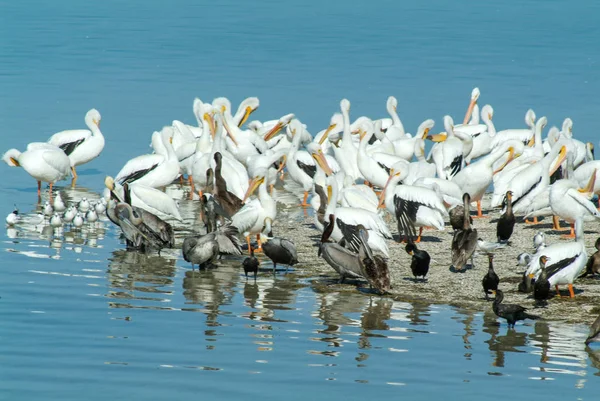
[78,198,90,213]
[85,209,98,224]
[73,213,84,229]
[533,232,546,250]
[6,206,20,226]
[477,238,508,254]
[517,252,532,267]
[43,201,54,218]
[94,200,106,214]
[63,206,76,223]
[50,213,63,229]
[53,192,66,213]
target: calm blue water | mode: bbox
[1,1,600,400]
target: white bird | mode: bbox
[490,109,537,148]
[332,99,361,181]
[50,213,63,229]
[85,209,98,224]
[78,198,90,213]
[73,213,84,229]
[427,116,473,180]
[2,142,70,197]
[550,171,600,237]
[53,192,66,213]
[533,232,546,250]
[47,108,104,186]
[379,96,406,141]
[465,105,496,163]
[95,199,107,215]
[526,217,587,298]
[232,169,277,252]
[6,206,20,226]
[43,201,54,218]
[492,142,567,213]
[63,206,76,224]
[324,176,392,256]
[452,140,523,217]
[573,160,600,197]
[114,129,180,189]
[378,163,447,242]
[477,238,507,254]
[105,176,182,221]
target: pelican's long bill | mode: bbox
[220,112,239,146]
[377,168,401,209]
[492,146,518,175]
[421,127,431,139]
[549,145,568,176]
[311,150,333,176]
[578,169,597,194]
[243,176,265,202]
[426,132,448,143]
[238,106,255,128]
[264,121,285,141]
[318,123,337,145]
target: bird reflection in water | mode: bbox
[107,249,177,308]
[483,308,528,369]
[453,308,476,361]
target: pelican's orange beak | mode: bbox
[204,113,216,139]
[427,133,448,142]
[238,106,255,128]
[549,146,567,176]
[243,176,265,202]
[578,169,597,194]
[220,114,239,146]
[377,169,400,208]
[527,135,535,147]
[421,127,431,139]
[463,98,477,125]
[493,146,517,175]
[319,123,337,145]
[312,150,333,176]
[264,122,284,141]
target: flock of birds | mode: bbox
[3,88,600,343]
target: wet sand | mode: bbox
[257,193,600,326]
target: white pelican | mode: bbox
[232,169,276,253]
[47,108,103,186]
[526,217,587,298]
[332,99,361,181]
[3,142,70,197]
[465,105,495,163]
[325,176,392,256]
[452,140,523,217]
[413,177,464,208]
[286,120,334,206]
[378,163,447,242]
[573,160,600,197]
[558,118,594,168]
[493,142,567,213]
[490,109,536,148]
[404,136,437,185]
[114,130,180,189]
[391,119,435,161]
[221,108,269,166]
[462,87,480,125]
[427,116,473,179]
[550,171,599,237]
[357,121,405,189]
[105,176,182,221]
[246,148,287,192]
[379,96,406,141]
[313,113,343,156]
[212,97,260,127]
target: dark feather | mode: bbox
[119,163,161,185]
[59,138,86,156]
[296,160,316,178]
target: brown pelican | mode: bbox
[451,193,478,271]
[213,152,244,218]
[319,214,364,282]
[182,224,242,270]
[260,218,298,271]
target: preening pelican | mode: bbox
[451,193,478,271]
[573,161,600,197]
[492,142,567,213]
[491,109,536,148]
[319,214,365,282]
[47,108,104,186]
[462,87,480,125]
[427,116,473,180]
[325,176,392,256]
[526,217,587,298]
[550,171,599,237]
[465,105,495,163]
[105,176,182,221]
[380,96,406,141]
[452,140,523,217]
[391,119,435,162]
[3,142,70,197]
[114,129,180,189]
[378,164,447,242]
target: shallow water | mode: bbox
[1,1,600,400]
